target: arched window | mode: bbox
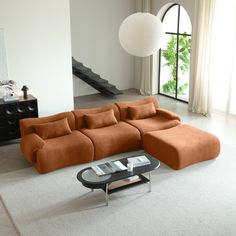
[158,4,191,102]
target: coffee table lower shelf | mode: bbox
[100,172,152,206]
[103,174,149,194]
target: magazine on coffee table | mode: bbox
[92,161,127,176]
[127,155,151,167]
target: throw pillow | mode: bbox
[34,118,72,139]
[85,109,118,129]
[128,102,156,120]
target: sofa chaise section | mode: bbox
[143,124,220,169]
[20,111,94,173]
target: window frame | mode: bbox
[158,3,191,103]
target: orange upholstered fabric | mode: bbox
[74,104,141,160]
[116,96,159,120]
[143,124,220,170]
[35,131,94,173]
[20,111,94,173]
[80,121,141,160]
[20,111,76,137]
[127,116,180,137]
[20,133,45,163]
[116,96,180,137]
[128,102,156,120]
[34,118,72,139]
[73,103,120,130]
[85,109,118,129]
[156,108,181,121]
[19,97,183,174]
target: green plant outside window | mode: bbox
[161,34,191,95]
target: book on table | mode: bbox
[127,155,151,167]
[91,161,127,176]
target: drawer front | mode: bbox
[0,97,38,141]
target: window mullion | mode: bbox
[175,4,181,99]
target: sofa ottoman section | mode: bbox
[143,124,220,170]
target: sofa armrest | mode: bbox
[20,133,45,163]
[156,108,181,121]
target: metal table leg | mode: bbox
[105,183,109,206]
[148,172,151,192]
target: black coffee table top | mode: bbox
[77,154,160,190]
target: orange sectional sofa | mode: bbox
[20,96,180,173]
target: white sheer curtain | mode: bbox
[210,0,236,115]
[188,0,216,115]
[0,28,9,98]
[189,0,236,116]
[135,0,153,95]
[0,28,8,81]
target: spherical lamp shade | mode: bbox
[119,13,164,57]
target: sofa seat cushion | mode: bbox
[127,116,181,137]
[80,121,141,160]
[35,131,94,173]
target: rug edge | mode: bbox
[0,194,21,236]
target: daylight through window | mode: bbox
[158,4,192,102]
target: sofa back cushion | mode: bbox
[85,109,118,129]
[73,103,120,130]
[20,111,76,137]
[34,118,72,139]
[128,102,156,120]
[116,96,159,120]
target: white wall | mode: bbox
[0,0,74,116]
[70,0,136,96]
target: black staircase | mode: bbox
[72,58,123,96]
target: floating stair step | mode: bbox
[72,57,123,96]
[76,65,91,73]
[102,83,116,88]
[83,71,100,79]
[72,58,83,67]
[89,76,108,84]
[105,87,123,95]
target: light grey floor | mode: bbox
[0,88,236,235]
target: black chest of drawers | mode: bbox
[0,95,38,141]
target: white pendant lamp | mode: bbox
[119,12,164,57]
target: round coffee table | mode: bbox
[77,154,160,206]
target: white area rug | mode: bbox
[1,147,236,236]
